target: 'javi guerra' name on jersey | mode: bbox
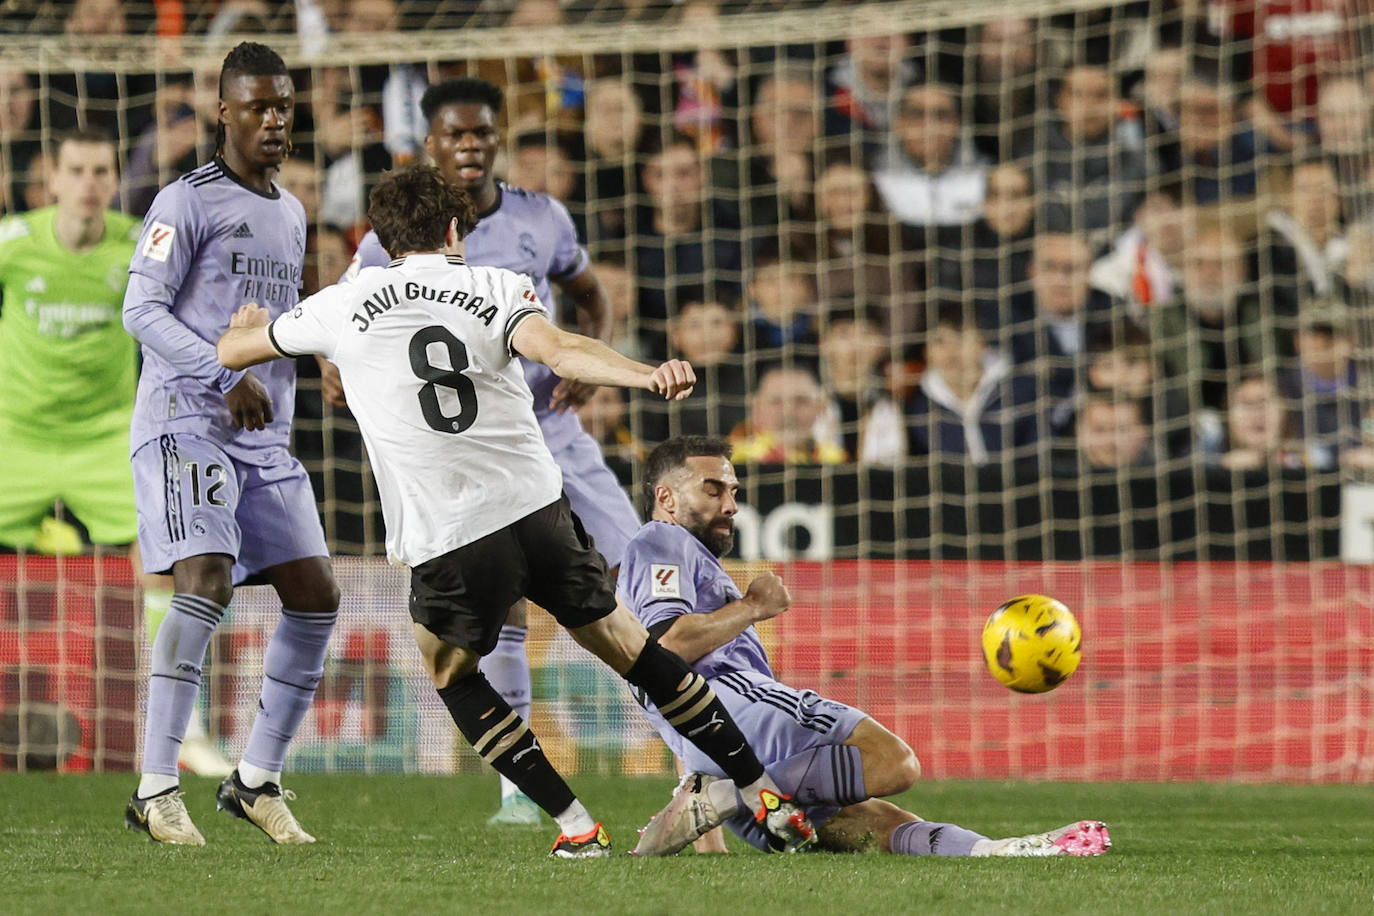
[351,276,496,333]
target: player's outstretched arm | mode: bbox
[512,313,696,400]
[656,572,791,665]
[217,303,282,370]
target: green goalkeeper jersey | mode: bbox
[0,206,142,442]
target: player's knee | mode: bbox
[174,570,233,608]
[294,578,341,615]
[866,736,920,796]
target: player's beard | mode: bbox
[685,510,734,557]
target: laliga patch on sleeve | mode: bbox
[143,222,176,262]
[650,564,681,598]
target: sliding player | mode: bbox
[626,436,1113,858]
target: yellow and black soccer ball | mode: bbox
[981,595,1082,693]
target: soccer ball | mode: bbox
[981,595,1081,693]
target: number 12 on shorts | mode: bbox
[184,461,229,507]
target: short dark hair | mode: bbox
[50,127,115,160]
[367,165,478,256]
[642,435,733,509]
[219,41,288,98]
[931,300,982,334]
[420,77,504,123]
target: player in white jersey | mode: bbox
[217,165,818,857]
[336,77,641,825]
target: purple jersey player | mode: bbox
[335,77,640,825]
[623,436,1114,859]
[121,42,338,848]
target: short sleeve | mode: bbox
[268,284,350,360]
[502,273,550,357]
[546,197,589,282]
[619,528,700,631]
[129,180,203,290]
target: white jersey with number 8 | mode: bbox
[269,252,563,566]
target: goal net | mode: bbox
[1,0,1371,782]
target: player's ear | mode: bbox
[653,483,674,514]
[446,217,460,250]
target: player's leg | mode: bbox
[839,802,1112,858]
[0,431,63,551]
[546,590,814,849]
[126,435,243,845]
[481,434,639,824]
[480,598,539,825]
[410,532,613,859]
[215,459,338,844]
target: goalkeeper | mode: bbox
[625,436,1113,858]
[0,129,231,776]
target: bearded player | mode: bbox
[624,436,1113,859]
[335,76,640,825]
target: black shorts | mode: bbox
[408,494,618,655]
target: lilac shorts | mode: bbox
[679,670,868,852]
[132,433,329,585]
[552,431,640,570]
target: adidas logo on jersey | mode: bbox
[232,222,254,239]
[26,275,46,294]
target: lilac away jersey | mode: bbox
[618,521,773,680]
[348,182,589,450]
[125,158,307,465]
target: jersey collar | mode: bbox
[386,253,467,267]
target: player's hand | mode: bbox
[316,356,348,408]
[648,359,696,401]
[226,370,274,431]
[549,378,597,413]
[230,302,270,329]
[743,572,791,621]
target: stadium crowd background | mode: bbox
[2,0,1372,560]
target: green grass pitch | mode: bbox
[1,774,1370,915]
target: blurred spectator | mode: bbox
[1071,394,1153,472]
[1278,304,1360,470]
[1338,217,1374,295]
[1170,73,1263,205]
[967,18,1039,161]
[507,131,579,203]
[730,366,846,465]
[120,69,218,216]
[21,153,53,212]
[1257,157,1348,300]
[632,134,742,356]
[799,160,921,342]
[586,255,644,360]
[1090,185,1188,310]
[1201,374,1310,470]
[1020,65,1146,241]
[935,162,1036,328]
[0,68,38,213]
[49,0,155,137]
[1137,43,1186,164]
[670,0,739,155]
[1055,319,1192,459]
[825,33,916,164]
[580,78,645,244]
[817,308,903,464]
[875,84,987,234]
[276,158,324,228]
[578,386,641,485]
[713,67,819,235]
[906,305,1038,466]
[642,298,749,441]
[1003,230,1112,404]
[502,0,587,131]
[1153,223,1268,411]
[1314,74,1371,218]
[743,240,819,361]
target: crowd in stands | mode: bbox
[3,0,1372,491]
